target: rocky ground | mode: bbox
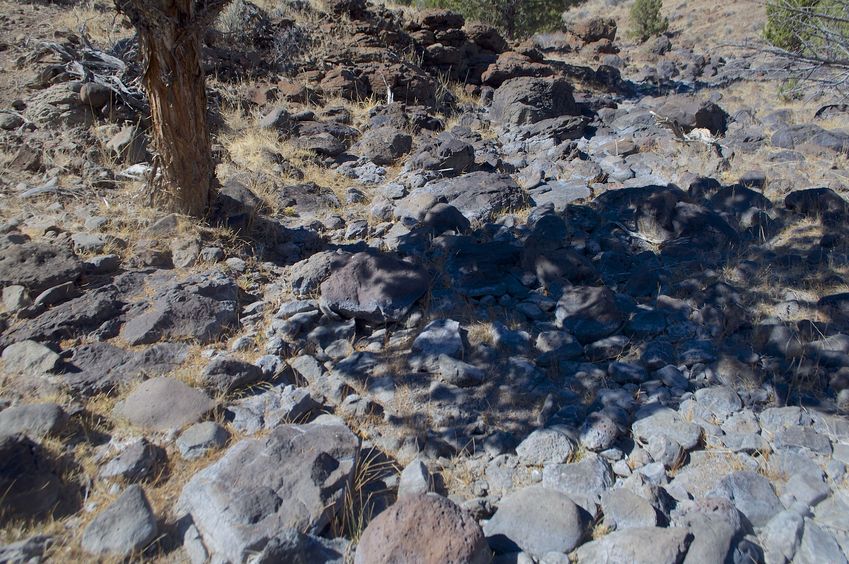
[1,0,849,562]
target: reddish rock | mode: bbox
[354,494,490,564]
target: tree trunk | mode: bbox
[116,0,228,217]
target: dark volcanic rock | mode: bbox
[0,434,63,524]
[0,235,82,295]
[319,252,429,323]
[489,77,577,127]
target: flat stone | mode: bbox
[632,406,702,451]
[179,423,359,563]
[709,471,782,527]
[601,488,658,530]
[541,453,614,515]
[200,355,263,393]
[573,527,692,564]
[177,422,230,460]
[113,377,214,432]
[516,427,576,466]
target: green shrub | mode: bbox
[764,0,820,51]
[419,0,574,39]
[630,0,668,42]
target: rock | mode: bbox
[796,518,847,564]
[571,17,617,42]
[319,252,429,323]
[580,412,621,451]
[0,236,81,295]
[410,319,463,369]
[573,527,692,564]
[422,203,472,235]
[655,95,729,135]
[105,125,147,164]
[760,510,803,563]
[121,270,239,345]
[0,535,52,563]
[709,471,782,527]
[632,406,702,451]
[555,286,623,344]
[113,377,215,432]
[99,439,166,483]
[484,485,588,556]
[465,22,508,52]
[63,342,189,397]
[1,341,60,375]
[249,529,349,563]
[0,434,62,523]
[179,423,359,563]
[79,82,111,108]
[399,172,530,223]
[357,126,413,165]
[490,77,577,127]
[515,427,576,466]
[784,187,848,220]
[0,403,67,439]
[200,355,263,393]
[81,485,157,557]
[437,355,486,387]
[227,386,320,434]
[601,488,658,530]
[672,497,742,564]
[773,426,832,455]
[772,124,849,156]
[542,453,614,515]
[2,285,31,312]
[399,459,432,497]
[177,421,230,460]
[354,494,489,564]
[693,386,742,421]
[0,112,23,130]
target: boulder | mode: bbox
[179,423,360,563]
[1,341,60,376]
[355,494,489,564]
[490,77,577,127]
[319,252,429,323]
[555,286,623,344]
[483,485,588,556]
[0,403,68,439]
[356,126,413,165]
[200,355,263,393]
[655,96,729,135]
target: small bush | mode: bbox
[764,0,820,51]
[630,0,668,42]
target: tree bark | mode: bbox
[115,0,229,217]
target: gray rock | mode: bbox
[0,236,82,294]
[0,535,52,563]
[398,172,530,223]
[437,355,486,387]
[779,472,830,508]
[555,286,623,344]
[574,527,693,564]
[760,510,803,564]
[0,403,67,439]
[81,485,157,556]
[99,439,166,483]
[774,426,832,455]
[290,251,351,297]
[356,126,413,165]
[490,77,577,127]
[2,285,31,312]
[200,355,263,393]
[227,386,319,434]
[319,252,429,323]
[179,423,359,563]
[601,488,658,530]
[516,427,576,466]
[672,497,742,564]
[398,459,432,497]
[250,529,349,564]
[113,377,215,432]
[580,412,621,452]
[177,422,230,460]
[1,341,60,375]
[632,406,702,451]
[64,342,189,397]
[710,471,782,527]
[647,434,685,469]
[542,453,614,515]
[759,407,804,436]
[795,518,847,564]
[410,319,463,369]
[694,386,742,420]
[484,485,588,556]
[120,270,239,345]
